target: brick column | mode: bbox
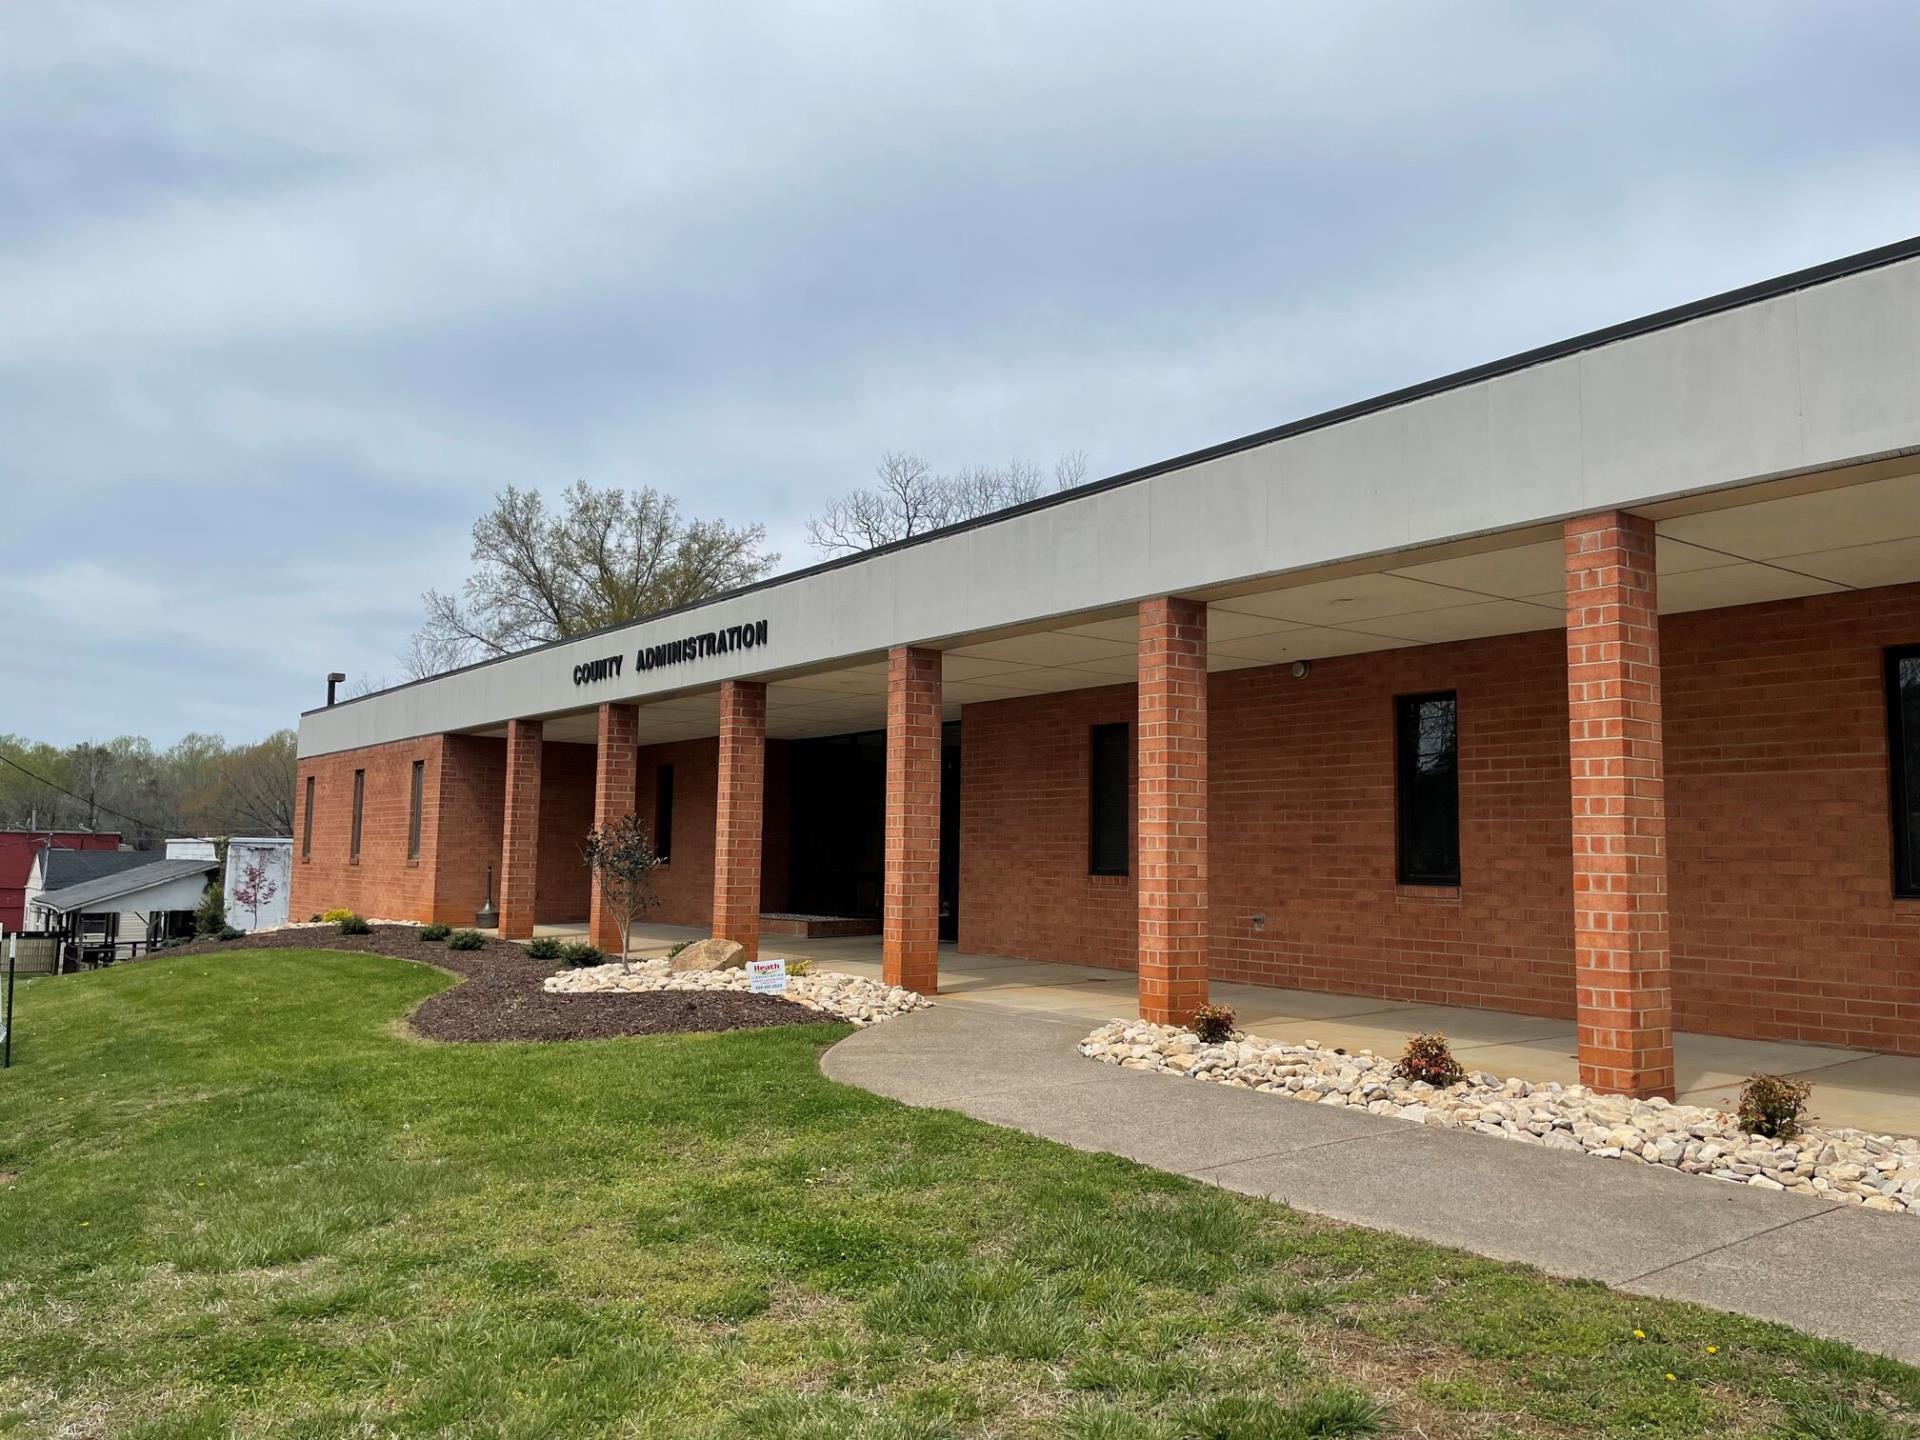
[589,703,637,953]
[1566,511,1675,1100]
[1137,596,1209,1025]
[712,680,766,960]
[884,646,943,994]
[498,718,543,939]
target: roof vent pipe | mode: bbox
[326,672,347,707]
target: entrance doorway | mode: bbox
[783,721,961,941]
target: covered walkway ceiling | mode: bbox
[482,455,1920,745]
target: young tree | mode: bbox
[806,450,1089,556]
[581,813,662,959]
[230,854,280,930]
[404,482,778,677]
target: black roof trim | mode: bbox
[308,232,1920,717]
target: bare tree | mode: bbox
[216,731,298,835]
[404,481,777,677]
[806,450,1092,557]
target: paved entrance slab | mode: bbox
[601,921,1920,1135]
[823,1004,1920,1365]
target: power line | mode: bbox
[0,752,179,838]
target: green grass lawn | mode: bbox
[0,950,1914,1439]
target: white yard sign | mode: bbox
[746,958,788,995]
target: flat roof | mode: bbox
[309,233,1920,719]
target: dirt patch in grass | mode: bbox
[160,925,820,1043]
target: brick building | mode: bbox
[296,238,1920,1099]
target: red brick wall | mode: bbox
[1665,585,1920,1054]
[433,735,506,925]
[499,721,544,939]
[1565,513,1674,1097]
[291,734,496,925]
[959,683,1138,970]
[960,586,1920,1055]
[883,646,943,993]
[288,727,776,939]
[624,736,790,929]
[535,742,598,925]
[589,704,639,951]
[961,630,1575,1013]
[636,738,715,927]
[712,682,768,958]
[1137,597,1211,1024]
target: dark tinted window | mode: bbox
[350,769,365,861]
[655,764,675,863]
[407,760,425,859]
[302,775,314,858]
[1396,693,1459,885]
[1089,723,1130,876]
[1886,647,1920,897]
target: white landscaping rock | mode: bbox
[544,958,931,1028]
[1076,1018,1920,1220]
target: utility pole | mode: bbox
[3,932,15,1069]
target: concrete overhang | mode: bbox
[301,238,1920,759]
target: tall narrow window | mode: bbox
[1885,646,1920,897]
[350,768,366,862]
[302,775,315,859]
[407,759,425,860]
[1395,692,1460,885]
[655,763,675,863]
[1088,722,1130,876]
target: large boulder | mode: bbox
[669,937,746,973]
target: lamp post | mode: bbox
[475,864,499,931]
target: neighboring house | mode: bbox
[28,856,218,963]
[0,830,121,933]
[223,837,293,931]
[20,847,159,921]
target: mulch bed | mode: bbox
[159,925,821,1043]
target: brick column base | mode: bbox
[589,703,637,953]
[1566,511,1675,1099]
[499,719,542,939]
[713,680,766,961]
[884,646,942,994]
[1138,595,1209,1025]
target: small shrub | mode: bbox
[526,935,563,961]
[1738,1073,1813,1139]
[337,914,372,936]
[559,941,605,967]
[665,939,692,960]
[446,929,484,951]
[1394,1032,1465,1088]
[784,955,813,976]
[193,882,228,938]
[419,923,452,942]
[1190,1003,1236,1044]
[217,925,244,942]
[321,908,357,925]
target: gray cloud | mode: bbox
[3,0,1917,743]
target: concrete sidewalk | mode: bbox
[822,1004,1920,1365]
[606,921,1920,1135]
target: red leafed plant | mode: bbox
[1394,1032,1465,1088]
[1191,1003,1237,1044]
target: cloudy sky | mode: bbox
[3,2,1917,746]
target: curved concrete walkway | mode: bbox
[823,1004,1920,1365]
